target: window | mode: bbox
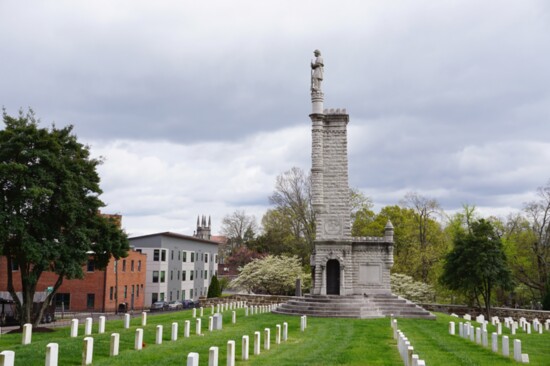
[183,251,187,262]
[109,286,114,300]
[170,270,173,281]
[182,271,186,281]
[177,270,180,280]
[178,251,181,260]
[205,254,208,263]
[161,250,166,261]
[122,259,126,272]
[87,294,95,309]
[160,271,166,283]
[132,285,135,296]
[215,255,218,264]
[10,258,19,271]
[137,284,140,298]
[176,290,179,300]
[152,293,158,304]
[154,249,160,261]
[200,253,203,262]
[171,250,174,260]
[136,249,142,253]
[153,271,159,283]
[182,290,186,300]
[131,260,134,272]
[54,293,70,310]
[169,291,173,301]
[124,286,128,299]
[138,260,142,271]
[190,271,194,281]
[160,292,165,301]
[205,270,208,279]
[191,252,194,262]
[190,289,193,299]
[87,259,95,272]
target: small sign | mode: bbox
[46,286,53,293]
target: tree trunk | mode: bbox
[32,273,64,327]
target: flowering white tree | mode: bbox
[391,273,435,303]
[230,255,311,295]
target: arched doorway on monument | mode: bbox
[326,259,340,295]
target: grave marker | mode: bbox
[85,317,92,336]
[82,337,94,365]
[70,319,79,338]
[513,339,522,362]
[502,336,509,357]
[227,340,235,366]
[254,331,261,355]
[187,352,199,366]
[196,318,202,335]
[184,320,190,338]
[142,312,147,326]
[110,333,120,356]
[22,323,32,345]
[283,322,288,341]
[135,328,143,350]
[124,314,131,329]
[98,316,106,334]
[172,322,179,340]
[45,343,58,366]
[209,346,218,366]
[242,335,249,360]
[156,325,163,344]
[264,328,271,350]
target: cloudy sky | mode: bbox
[1,1,549,237]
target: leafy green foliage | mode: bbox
[440,219,512,317]
[230,255,310,295]
[0,109,129,326]
[207,275,221,298]
[391,273,435,303]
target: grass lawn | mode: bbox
[0,308,549,365]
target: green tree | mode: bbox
[207,275,221,298]
[0,109,129,326]
[230,255,311,295]
[440,219,512,317]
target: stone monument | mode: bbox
[308,49,394,296]
[275,50,434,319]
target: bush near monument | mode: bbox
[391,273,435,303]
[230,255,310,295]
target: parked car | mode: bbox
[151,301,169,311]
[168,301,183,310]
[182,299,195,309]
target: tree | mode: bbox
[391,273,435,303]
[400,192,447,283]
[268,167,315,257]
[230,255,311,295]
[0,109,129,326]
[220,210,257,260]
[207,275,221,298]
[225,246,264,269]
[440,219,513,318]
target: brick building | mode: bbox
[0,249,147,312]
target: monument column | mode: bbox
[320,265,326,295]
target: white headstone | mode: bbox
[45,343,58,366]
[156,325,163,344]
[98,316,105,334]
[135,328,143,350]
[227,340,235,366]
[475,327,481,344]
[283,322,288,341]
[476,314,485,324]
[242,335,249,360]
[184,320,190,337]
[482,329,488,347]
[254,331,261,355]
[245,306,249,317]
[110,333,120,356]
[497,322,502,335]
[187,352,199,366]
[84,317,93,336]
[411,354,419,366]
[513,339,522,362]
[172,322,179,341]
[0,351,15,366]
[459,322,464,337]
[70,319,79,338]
[449,321,455,335]
[502,335,509,357]
[527,323,531,334]
[213,313,223,330]
[22,323,32,345]
[200,307,204,317]
[124,314,131,329]
[209,316,214,331]
[491,332,498,353]
[196,318,201,335]
[463,314,471,321]
[276,324,281,344]
[83,337,94,365]
[211,305,215,315]
[208,346,218,366]
[232,311,236,324]
[521,354,530,363]
[264,328,271,350]
[141,312,147,326]
[193,308,197,318]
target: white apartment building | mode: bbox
[129,231,219,306]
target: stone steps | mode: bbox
[273,294,436,320]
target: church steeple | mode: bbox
[194,214,212,240]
